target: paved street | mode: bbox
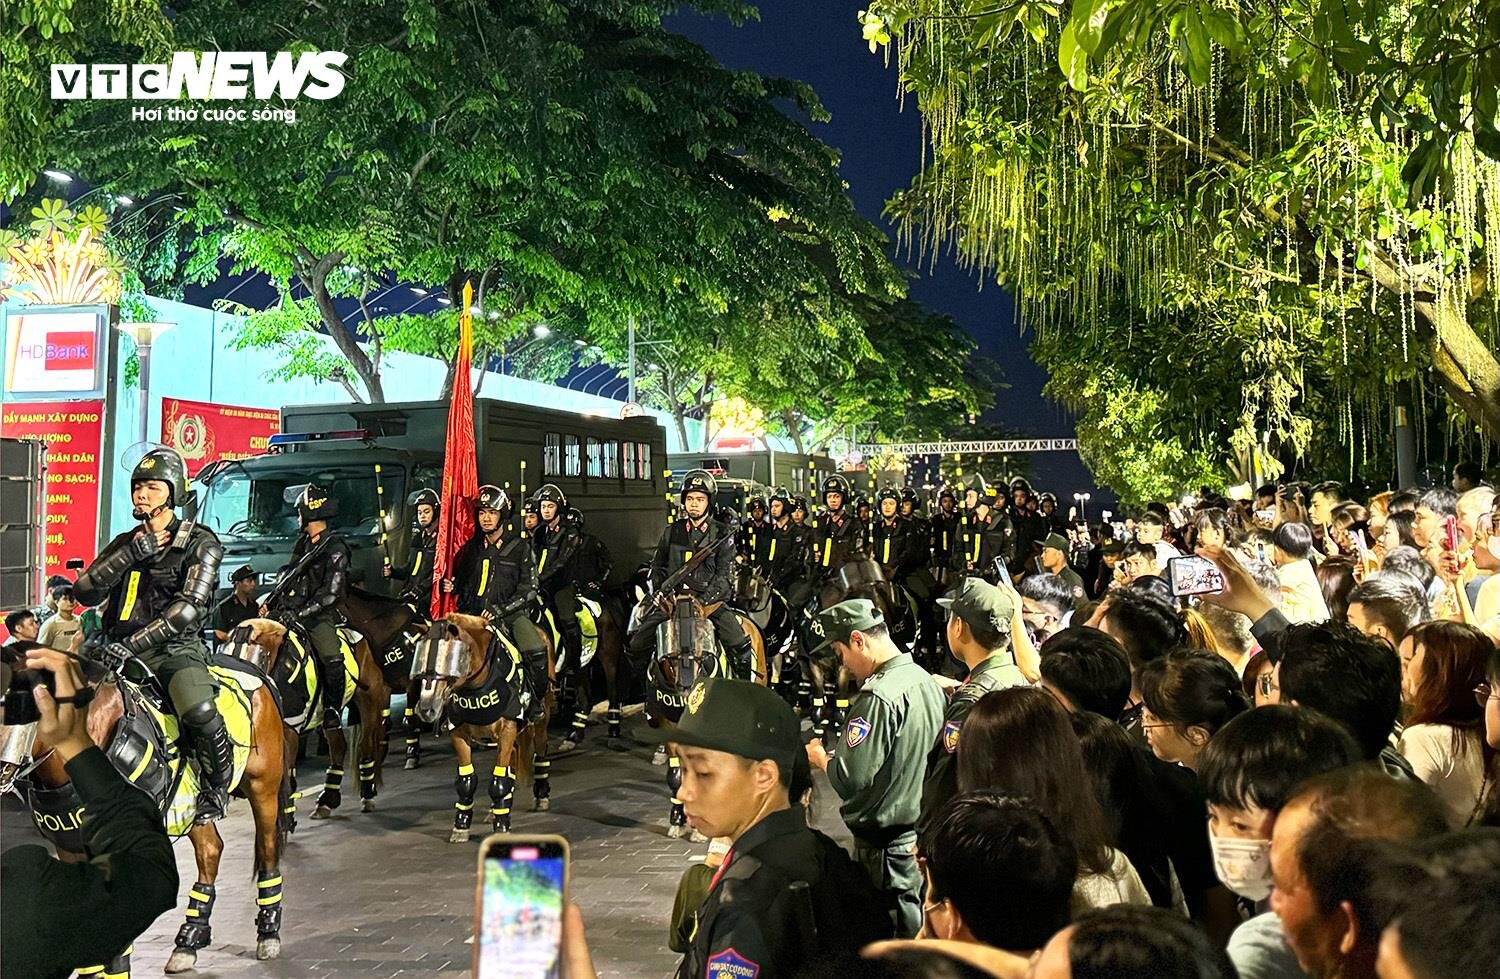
[3,708,851,979]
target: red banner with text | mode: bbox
[161,397,281,477]
[0,399,106,598]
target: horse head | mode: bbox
[648,598,722,718]
[410,615,487,724]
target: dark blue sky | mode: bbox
[668,1,1112,509]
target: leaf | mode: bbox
[1199,4,1244,52]
[1179,6,1211,85]
[1059,20,1090,91]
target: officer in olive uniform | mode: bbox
[264,485,350,730]
[212,564,262,642]
[75,446,232,823]
[645,678,892,978]
[804,600,944,938]
[809,475,871,607]
[445,486,549,721]
[1038,531,1089,608]
[532,484,587,733]
[919,577,1029,827]
[629,470,756,682]
[387,487,440,608]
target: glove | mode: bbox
[97,642,133,672]
[128,531,160,562]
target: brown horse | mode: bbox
[231,618,389,819]
[338,586,432,769]
[0,649,290,973]
[412,613,554,843]
[540,591,630,749]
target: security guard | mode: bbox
[75,446,232,823]
[444,486,549,720]
[263,484,350,730]
[918,577,1029,828]
[647,677,892,978]
[628,470,757,681]
[532,484,587,731]
[387,487,440,609]
[809,475,870,606]
[804,599,944,938]
[1038,531,1089,608]
[212,565,261,643]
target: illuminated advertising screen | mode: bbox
[2,304,111,400]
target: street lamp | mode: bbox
[120,322,175,446]
[1073,492,1092,522]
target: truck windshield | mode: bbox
[198,463,405,541]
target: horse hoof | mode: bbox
[534,797,551,812]
[450,828,471,844]
[361,798,376,813]
[256,937,282,960]
[651,747,668,767]
[404,758,418,770]
[165,948,197,973]
[666,823,688,839]
[312,806,333,820]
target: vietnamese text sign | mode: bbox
[161,397,281,476]
[0,399,106,596]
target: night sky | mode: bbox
[667,1,1113,510]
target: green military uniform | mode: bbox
[1041,533,1088,608]
[812,600,944,939]
[919,575,1031,828]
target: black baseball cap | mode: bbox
[231,565,258,583]
[643,677,800,777]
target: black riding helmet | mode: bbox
[533,483,567,508]
[130,446,191,509]
[821,474,851,510]
[680,469,717,505]
[409,487,440,516]
[478,484,511,520]
[298,484,339,524]
[566,506,585,531]
[876,487,902,507]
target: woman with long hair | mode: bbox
[1478,645,1500,827]
[1397,620,1494,825]
[1314,557,1357,623]
[1137,649,1249,771]
[1379,510,1421,561]
[958,687,1151,911]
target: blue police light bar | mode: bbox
[267,428,371,447]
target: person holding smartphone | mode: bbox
[651,677,892,977]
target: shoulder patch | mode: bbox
[845,715,872,749]
[707,947,759,979]
[942,718,962,754]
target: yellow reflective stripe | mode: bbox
[537,550,548,574]
[942,531,949,549]
[256,894,283,906]
[493,766,510,777]
[127,738,154,782]
[882,539,890,563]
[411,552,422,577]
[189,888,212,902]
[971,535,980,561]
[118,571,142,620]
[184,908,201,917]
[477,559,490,596]
[458,763,475,776]
[822,538,832,566]
[683,550,693,563]
[257,876,283,888]
[768,539,777,560]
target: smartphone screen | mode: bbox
[1167,555,1225,597]
[992,556,1012,586]
[476,835,568,979]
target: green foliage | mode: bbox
[861,0,1500,501]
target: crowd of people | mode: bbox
[557,466,1500,978]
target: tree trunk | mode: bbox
[297,253,385,403]
[670,406,690,452]
[781,409,807,455]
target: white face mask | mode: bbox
[1209,832,1274,902]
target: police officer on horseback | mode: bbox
[567,507,614,603]
[263,485,350,730]
[75,446,232,823]
[444,486,549,721]
[388,488,439,609]
[629,470,757,682]
[764,488,811,603]
[531,485,587,729]
[810,474,871,606]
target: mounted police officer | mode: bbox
[873,487,937,658]
[952,479,1015,584]
[567,506,614,603]
[531,484,587,728]
[764,488,813,606]
[263,484,350,730]
[443,486,548,721]
[74,446,231,823]
[929,488,961,586]
[629,470,757,682]
[387,487,439,609]
[810,475,870,607]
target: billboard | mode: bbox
[161,397,281,476]
[2,304,111,400]
[0,399,107,597]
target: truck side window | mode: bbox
[564,434,581,477]
[544,433,562,476]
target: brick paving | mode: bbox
[3,710,851,978]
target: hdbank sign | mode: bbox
[50,51,347,125]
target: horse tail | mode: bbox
[512,717,543,785]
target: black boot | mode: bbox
[524,648,549,722]
[729,640,757,682]
[316,656,345,729]
[181,702,234,824]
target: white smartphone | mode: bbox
[1167,555,1226,597]
[474,834,569,978]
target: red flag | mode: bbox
[432,281,478,619]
